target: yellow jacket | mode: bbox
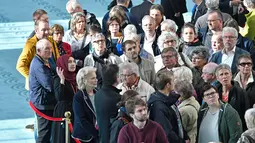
[16,35,60,90]
[241,9,255,41]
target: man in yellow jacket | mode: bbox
[16,20,60,90]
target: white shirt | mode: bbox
[221,46,236,68]
[143,33,156,56]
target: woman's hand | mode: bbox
[56,67,65,84]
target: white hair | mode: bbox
[206,0,219,9]
[119,62,140,76]
[222,27,238,38]
[123,24,137,36]
[172,66,193,84]
[66,0,81,11]
[123,33,141,43]
[36,38,51,51]
[142,15,156,25]
[157,32,178,50]
[161,19,177,32]
[76,66,97,90]
[244,0,255,9]
[245,108,255,129]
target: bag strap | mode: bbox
[244,135,255,143]
[185,104,198,112]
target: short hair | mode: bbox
[50,24,64,36]
[201,83,219,98]
[91,33,105,43]
[125,97,147,115]
[32,9,47,22]
[76,67,97,90]
[123,24,137,36]
[107,16,121,31]
[150,4,164,15]
[66,0,81,12]
[154,70,174,90]
[123,33,141,43]
[174,80,194,100]
[36,38,51,52]
[34,19,49,29]
[102,64,119,86]
[222,27,238,38]
[70,12,86,32]
[215,64,232,77]
[224,18,239,32]
[206,0,220,10]
[181,22,197,35]
[142,15,156,25]
[190,46,210,61]
[172,66,193,84]
[88,23,102,34]
[117,0,130,4]
[121,40,137,52]
[208,10,223,22]
[237,54,253,64]
[245,108,255,129]
[244,0,255,9]
[203,62,219,74]
[109,5,127,22]
[157,32,178,49]
[161,47,178,57]
[161,19,177,32]
[119,62,140,76]
[117,90,139,108]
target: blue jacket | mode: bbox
[210,47,250,74]
[29,55,56,110]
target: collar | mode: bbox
[222,46,236,54]
[234,71,254,88]
[145,0,153,3]
[145,33,156,43]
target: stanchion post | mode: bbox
[65,111,71,143]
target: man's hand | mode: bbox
[231,0,242,6]
[174,12,180,17]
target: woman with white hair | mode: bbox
[72,67,98,143]
[237,108,255,142]
[241,0,255,41]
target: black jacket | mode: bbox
[95,85,121,143]
[110,107,132,143]
[216,81,249,130]
[191,0,207,24]
[72,89,98,142]
[140,33,161,56]
[130,0,153,25]
[148,91,189,143]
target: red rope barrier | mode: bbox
[68,123,81,143]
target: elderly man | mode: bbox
[66,0,100,29]
[117,62,155,101]
[201,62,219,86]
[121,40,155,85]
[210,27,250,74]
[160,19,177,34]
[211,31,224,54]
[84,33,122,88]
[29,39,57,143]
[140,15,160,56]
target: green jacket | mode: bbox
[197,102,243,143]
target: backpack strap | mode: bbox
[118,116,130,125]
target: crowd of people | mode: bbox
[15,0,255,142]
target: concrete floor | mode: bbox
[0,0,193,142]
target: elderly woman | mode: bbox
[157,31,193,68]
[238,108,255,142]
[174,80,200,143]
[215,64,249,130]
[63,12,91,67]
[123,24,137,36]
[160,19,177,33]
[117,62,155,102]
[241,0,255,41]
[84,33,122,88]
[72,67,98,143]
[52,54,76,143]
[110,90,138,143]
[234,55,255,108]
[106,16,123,56]
[50,24,71,55]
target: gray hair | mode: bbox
[70,12,86,32]
[203,62,219,74]
[123,33,141,43]
[142,15,156,25]
[206,0,219,10]
[119,62,140,76]
[190,46,210,61]
[245,108,255,129]
[174,80,194,100]
[161,19,177,32]
[66,0,81,12]
[157,32,178,50]
[222,27,238,38]
[76,66,97,90]
[215,64,232,77]
[36,38,51,51]
[172,66,193,84]
[244,0,255,9]
[91,33,105,43]
[123,24,137,36]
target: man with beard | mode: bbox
[117,97,168,143]
[121,40,155,85]
[148,70,190,143]
[210,27,250,74]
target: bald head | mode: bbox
[201,62,219,83]
[36,39,52,60]
[142,15,156,34]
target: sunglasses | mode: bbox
[239,62,252,67]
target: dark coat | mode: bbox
[197,102,243,143]
[29,55,56,110]
[219,0,233,15]
[95,85,121,143]
[191,67,205,104]
[216,81,249,130]
[191,0,207,24]
[130,0,153,25]
[110,107,132,143]
[148,91,189,143]
[140,33,161,56]
[72,89,98,142]
[210,47,250,74]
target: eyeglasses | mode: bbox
[93,39,105,43]
[223,36,237,40]
[239,62,253,67]
[161,54,176,59]
[204,91,217,97]
[164,40,176,44]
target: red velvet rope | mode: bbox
[68,123,81,143]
